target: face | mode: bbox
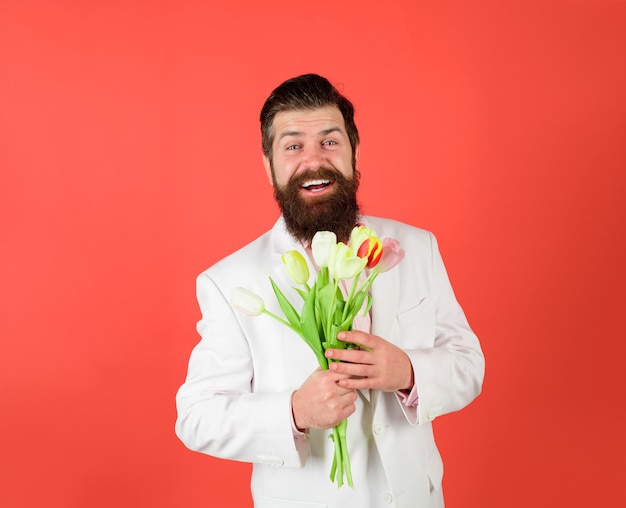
[263,106,358,194]
[263,106,361,243]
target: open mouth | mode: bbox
[301,179,334,193]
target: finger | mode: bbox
[337,376,377,390]
[322,369,354,382]
[328,357,373,376]
[337,330,380,349]
[338,389,358,404]
[325,348,371,363]
[320,371,357,394]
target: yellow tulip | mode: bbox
[282,250,310,285]
[328,242,367,280]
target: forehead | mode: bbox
[271,106,346,138]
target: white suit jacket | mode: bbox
[176,216,484,508]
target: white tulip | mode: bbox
[230,287,265,316]
[311,231,337,268]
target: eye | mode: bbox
[323,140,337,146]
[286,144,300,150]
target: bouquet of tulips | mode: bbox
[231,225,404,488]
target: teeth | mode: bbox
[302,179,330,188]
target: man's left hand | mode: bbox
[325,331,414,392]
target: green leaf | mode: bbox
[269,277,302,333]
[340,291,368,329]
[294,287,308,301]
[317,283,342,308]
[326,322,341,348]
[300,287,327,369]
[317,267,329,287]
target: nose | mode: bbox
[300,144,324,170]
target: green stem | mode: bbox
[324,280,339,346]
[357,271,377,296]
[329,440,337,483]
[328,420,353,488]
[316,351,329,370]
[333,426,344,488]
[262,309,297,331]
[341,275,361,323]
[337,419,353,488]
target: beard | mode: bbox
[272,166,361,244]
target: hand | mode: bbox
[292,368,358,431]
[325,331,414,393]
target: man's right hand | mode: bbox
[291,368,357,431]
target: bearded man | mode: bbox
[176,74,484,508]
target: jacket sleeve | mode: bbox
[406,232,485,425]
[175,273,308,468]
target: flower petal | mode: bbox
[373,237,405,273]
[311,231,337,268]
[282,250,310,285]
[230,287,265,316]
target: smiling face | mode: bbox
[263,106,358,193]
[263,106,361,243]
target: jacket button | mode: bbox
[381,492,393,504]
[373,423,385,435]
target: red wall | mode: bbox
[1,1,625,506]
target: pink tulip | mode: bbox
[372,238,405,273]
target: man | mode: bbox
[176,74,484,508]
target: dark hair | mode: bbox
[260,74,360,162]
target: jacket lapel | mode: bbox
[268,217,315,294]
[270,216,301,257]
[370,270,398,339]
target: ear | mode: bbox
[354,145,360,170]
[262,154,274,186]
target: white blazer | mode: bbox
[176,216,484,508]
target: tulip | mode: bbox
[230,287,265,316]
[356,237,383,268]
[328,242,367,281]
[282,250,310,285]
[311,231,337,268]
[372,238,405,273]
[349,226,374,251]
[350,226,383,268]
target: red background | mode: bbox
[1,1,625,506]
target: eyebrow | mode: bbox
[277,127,344,142]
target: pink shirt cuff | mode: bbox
[290,393,308,438]
[396,384,419,407]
